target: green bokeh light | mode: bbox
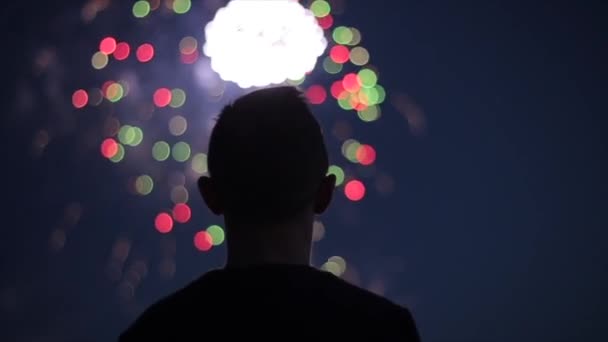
[357,105,381,122]
[348,28,362,46]
[323,57,343,74]
[358,69,378,88]
[118,125,135,145]
[130,127,144,146]
[191,153,208,174]
[322,261,342,276]
[332,26,353,45]
[360,87,380,106]
[135,175,154,195]
[327,165,345,186]
[342,139,361,163]
[170,88,186,108]
[152,141,170,161]
[375,84,386,104]
[310,0,331,17]
[132,1,150,18]
[109,144,125,163]
[207,225,225,246]
[91,52,108,70]
[106,83,124,102]
[328,256,347,274]
[337,96,353,110]
[173,0,191,14]
[172,142,191,162]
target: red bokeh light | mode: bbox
[114,42,130,60]
[153,88,172,107]
[155,213,174,234]
[99,36,117,55]
[136,43,155,63]
[180,50,199,64]
[173,203,192,223]
[72,89,88,109]
[194,231,213,252]
[342,73,362,93]
[306,85,327,105]
[330,45,350,64]
[345,180,366,201]
[356,144,376,165]
[317,14,334,30]
[100,138,118,158]
[330,80,348,100]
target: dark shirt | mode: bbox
[120,264,420,341]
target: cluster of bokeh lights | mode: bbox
[69,0,390,268]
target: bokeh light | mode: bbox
[206,225,225,246]
[332,26,353,45]
[170,185,189,204]
[109,144,125,163]
[330,45,350,64]
[155,213,173,234]
[168,115,188,136]
[173,0,192,14]
[169,88,186,108]
[203,0,327,88]
[356,144,377,165]
[99,36,117,55]
[72,89,88,109]
[172,142,191,162]
[172,203,192,223]
[311,0,331,17]
[136,43,154,62]
[152,141,170,161]
[344,180,366,201]
[323,56,343,74]
[153,88,172,107]
[327,165,345,186]
[135,175,154,195]
[114,42,130,60]
[349,46,370,66]
[132,0,151,18]
[101,138,118,159]
[191,153,208,174]
[306,85,327,105]
[91,51,108,69]
[317,14,334,30]
[194,231,213,252]
[343,73,362,93]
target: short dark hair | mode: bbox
[208,86,329,223]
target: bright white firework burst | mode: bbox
[203,0,327,88]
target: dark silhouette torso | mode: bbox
[120,264,419,341]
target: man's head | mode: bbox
[198,86,335,226]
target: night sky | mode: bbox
[2,1,607,341]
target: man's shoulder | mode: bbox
[119,276,207,340]
[322,272,411,314]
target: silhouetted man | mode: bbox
[119,86,420,341]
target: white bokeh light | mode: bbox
[203,0,327,88]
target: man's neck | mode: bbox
[224,218,312,268]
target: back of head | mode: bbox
[207,86,329,224]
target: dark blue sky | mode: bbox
[2,1,607,341]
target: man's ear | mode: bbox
[198,176,223,215]
[314,174,335,214]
